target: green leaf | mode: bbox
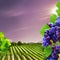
[49,14,56,23]
[0,32,11,53]
[0,40,2,46]
[40,24,50,36]
[56,1,60,9]
[56,9,60,17]
[0,32,4,38]
[44,46,52,57]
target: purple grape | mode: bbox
[47,23,55,28]
[56,27,60,31]
[44,33,48,37]
[52,46,56,51]
[52,53,57,58]
[52,34,57,43]
[45,30,49,33]
[55,17,60,26]
[56,21,60,26]
[49,27,56,34]
[56,17,60,21]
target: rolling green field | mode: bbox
[0,44,45,60]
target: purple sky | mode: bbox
[0,0,58,42]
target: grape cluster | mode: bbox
[42,17,60,60]
[41,1,60,59]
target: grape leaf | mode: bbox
[56,9,60,17]
[56,0,60,9]
[0,32,4,38]
[0,32,11,53]
[40,24,50,36]
[44,46,52,57]
[49,14,56,23]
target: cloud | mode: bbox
[3,10,24,17]
[10,27,30,33]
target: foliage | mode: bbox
[0,32,11,53]
[44,46,52,57]
[11,42,17,46]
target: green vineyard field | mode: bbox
[0,44,45,60]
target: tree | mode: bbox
[17,41,22,45]
[11,42,17,46]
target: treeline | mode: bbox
[11,41,42,46]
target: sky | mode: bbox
[0,0,58,43]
